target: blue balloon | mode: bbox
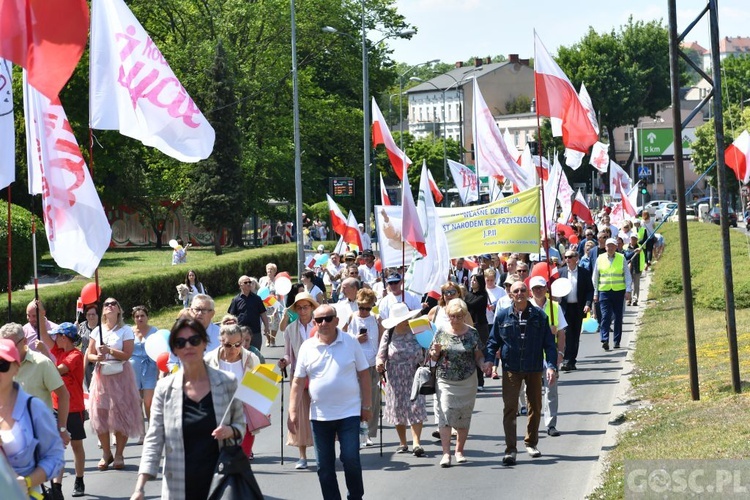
[582,317,599,333]
[414,330,434,349]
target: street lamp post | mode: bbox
[323,19,414,234]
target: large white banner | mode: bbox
[0,59,14,189]
[24,74,112,277]
[89,0,215,162]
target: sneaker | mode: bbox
[547,426,560,437]
[526,446,542,458]
[431,430,441,439]
[412,445,425,457]
[520,406,528,416]
[559,364,571,372]
[455,452,467,464]
[477,386,485,392]
[396,445,409,453]
[602,342,610,351]
[365,438,373,446]
[502,451,517,465]
[439,453,451,468]
[295,458,308,470]
[614,342,621,349]
[72,477,85,497]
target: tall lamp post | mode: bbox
[323,20,414,234]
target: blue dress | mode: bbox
[130,326,158,390]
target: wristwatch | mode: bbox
[59,426,67,433]
[361,406,371,411]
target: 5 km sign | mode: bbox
[637,128,696,161]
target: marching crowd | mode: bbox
[0,208,665,500]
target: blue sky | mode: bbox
[388,0,749,64]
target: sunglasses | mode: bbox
[358,306,372,312]
[313,315,336,324]
[443,289,458,296]
[174,335,203,349]
[241,281,252,285]
[222,341,242,348]
[103,300,119,307]
[517,269,529,273]
[565,255,577,259]
[511,288,528,294]
[0,360,11,373]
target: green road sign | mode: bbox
[637,127,696,161]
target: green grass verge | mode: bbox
[589,223,750,499]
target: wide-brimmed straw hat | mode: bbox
[291,292,319,312]
[381,302,421,330]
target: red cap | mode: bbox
[0,338,21,364]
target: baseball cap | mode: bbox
[529,276,547,289]
[361,249,374,257]
[605,238,618,246]
[345,251,357,260]
[386,272,402,283]
[51,322,79,341]
[0,338,21,364]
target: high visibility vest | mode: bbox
[541,300,560,328]
[597,253,626,291]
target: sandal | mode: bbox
[112,456,125,470]
[97,455,114,471]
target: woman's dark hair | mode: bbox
[301,270,315,281]
[184,269,200,286]
[132,305,149,316]
[471,273,488,297]
[169,318,208,351]
[286,283,305,307]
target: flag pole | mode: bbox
[6,187,12,322]
[280,366,287,465]
[31,211,40,339]
[88,128,105,345]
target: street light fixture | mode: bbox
[322,20,415,234]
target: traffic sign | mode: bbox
[638,165,651,178]
[637,127,696,160]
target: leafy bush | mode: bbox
[0,201,49,292]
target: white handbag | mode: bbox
[99,360,124,376]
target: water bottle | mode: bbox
[359,420,369,448]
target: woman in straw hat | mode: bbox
[376,303,427,457]
[277,292,319,470]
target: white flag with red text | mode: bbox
[473,79,533,191]
[0,59,14,189]
[609,161,632,199]
[534,32,598,156]
[24,75,111,277]
[447,159,478,204]
[89,0,215,162]
[372,97,411,180]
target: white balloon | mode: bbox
[168,239,179,249]
[145,329,171,361]
[275,276,292,296]
[550,277,572,298]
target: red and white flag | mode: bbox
[473,78,533,191]
[534,32,598,156]
[23,76,112,278]
[588,141,610,173]
[371,97,411,180]
[608,161,632,199]
[326,194,348,235]
[570,189,594,224]
[0,58,14,189]
[447,159,478,204]
[0,0,88,100]
[426,168,443,204]
[89,0,215,162]
[379,172,391,206]
[725,130,750,184]
[345,211,363,251]
[401,171,426,256]
[555,156,575,221]
[616,179,638,218]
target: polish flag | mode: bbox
[0,0,88,100]
[90,0,215,162]
[372,97,411,180]
[570,189,594,224]
[725,130,750,184]
[23,75,112,278]
[326,194,348,235]
[534,32,598,155]
[616,180,638,218]
[426,168,443,203]
[473,79,533,191]
[401,171,426,256]
[345,211,363,251]
[379,172,391,206]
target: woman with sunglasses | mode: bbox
[343,288,383,447]
[205,323,261,458]
[0,338,65,498]
[427,282,472,329]
[277,292,319,469]
[87,297,143,471]
[131,319,245,500]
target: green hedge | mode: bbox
[1,245,298,323]
[0,201,49,292]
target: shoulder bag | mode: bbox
[206,432,264,500]
[410,345,437,401]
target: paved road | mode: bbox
[58,277,650,500]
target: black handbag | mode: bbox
[206,437,264,500]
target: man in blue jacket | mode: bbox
[484,280,558,465]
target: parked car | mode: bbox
[637,199,670,217]
[708,207,738,227]
[667,207,698,222]
[654,202,678,222]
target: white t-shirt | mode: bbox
[347,314,379,366]
[486,286,507,324]
[296,330,369,421]
[219,358,245,381]
[358,264,378,285]
[377,291,422,320]
[335,300,358,327]
[91,324,134,361]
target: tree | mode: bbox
[183,41,245,255]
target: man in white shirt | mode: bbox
[289,305,371,500]
[324,253,346,302]
[377,272,422,325]
[358,223,372,251]
[357,250,379,286]
[334,278,361,326]
[191,294,221,352]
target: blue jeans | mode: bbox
[599,289,625,344]
[311,415,363,500]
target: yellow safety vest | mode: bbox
[542,300,559,328]
[597,253,626,291]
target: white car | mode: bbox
[654,202,678,222]
[667,207,698,222]
[638,199,670,217]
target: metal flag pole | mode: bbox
[280,366,287,465]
